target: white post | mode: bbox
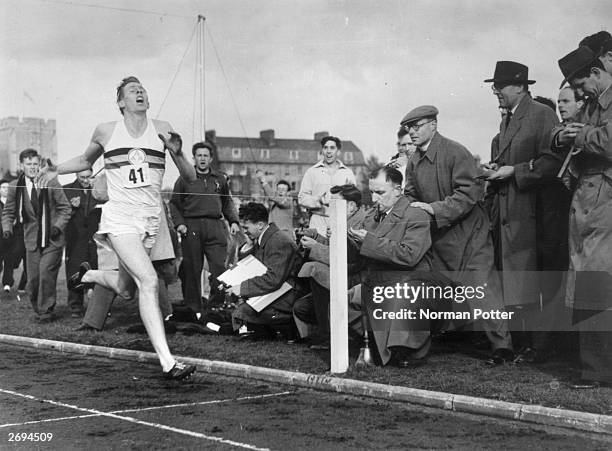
[329,198,348,373]
[198,15,206,142]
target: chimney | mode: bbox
[314,131,329,143]
[260,129,275,147]
[205,129,217,144]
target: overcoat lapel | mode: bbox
[498,95,530,160]
[373,205,404,237]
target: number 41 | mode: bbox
[129,167,145,184]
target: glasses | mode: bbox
[492,82,513,91]
[402,120,434,132]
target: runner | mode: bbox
[38,76,197,380]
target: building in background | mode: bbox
[0,117,58,178]
[205,129,367,197]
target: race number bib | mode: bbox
[121,163,151,188]
[121,148,151,188]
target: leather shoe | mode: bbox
[163,362,196,380]
[36,313,58,323]
[176,323,211,335]
[68,262,93,292]
[392,346,426,368]
[486,348,515,365]
[76,323,99,332]
[513,347,542,364]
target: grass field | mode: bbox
[1,265,610,416]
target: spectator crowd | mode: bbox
[1,31,611,387]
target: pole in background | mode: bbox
[329,198,348,373]
[197,15,206,142]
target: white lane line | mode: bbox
[0,391,294,428]
[0,414,100,428]
[111,391,294,414]
[0,388,270,450]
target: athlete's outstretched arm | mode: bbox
[37,124,107,184]
[156,120,196,182]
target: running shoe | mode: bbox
[163,362,196,380]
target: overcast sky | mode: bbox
[1,0,610,184]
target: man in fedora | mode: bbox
[579,31,612,74]
[483,61,567,361]
[550,46,612,388]
[401,105,514,365]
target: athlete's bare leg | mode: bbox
[82,266,135,300]
[83,233,175,371]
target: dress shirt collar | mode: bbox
[416,132,439,162]
[313,159,348,170]
[258,224,270,246]
[598,83,612,109]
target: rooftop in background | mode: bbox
[206,129,366,166]
[205,129,368,196]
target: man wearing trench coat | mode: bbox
[484,61,567,354]
[550,45,612,387]
[402,105,514,363]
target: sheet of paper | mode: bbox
[218,254,268,286]
[246,282,293,312]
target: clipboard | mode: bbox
[246,282,293,312]
[218,255,294,312]
[218,254,267,287]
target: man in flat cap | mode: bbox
[401,105,514,365]
[483,61,566,361]
[550,46,612,388]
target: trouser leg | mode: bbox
[0,238,15,287]
[202,219,228,308]
[83,284,117,330]
[65,236,89,313]
[575,309,612,384]
[293,293,316,325]
[38,245,62,315]
[310,279,330,338]
[480,270,513,350]
[26,248,40,314]
[182,219,205,314]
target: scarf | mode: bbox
[15,173,51,248]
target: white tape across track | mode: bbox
[0,388,293,450]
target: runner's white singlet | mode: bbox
[97,119,165,244]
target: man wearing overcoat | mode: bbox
[349,167,438,367]
[483,61,566,356]
[402,105,513,363]
[551,45,612,387]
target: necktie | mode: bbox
[376,211,387,223]
[30,179,39,214]
[504,110,513,130]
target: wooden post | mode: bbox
[329,198,348,373]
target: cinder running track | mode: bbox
[0,344,610,450]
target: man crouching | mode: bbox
[230,202,303,338]
[348,167,447,367]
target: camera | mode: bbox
[294,226,311,259]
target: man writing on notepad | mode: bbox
[229,202,303,338]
